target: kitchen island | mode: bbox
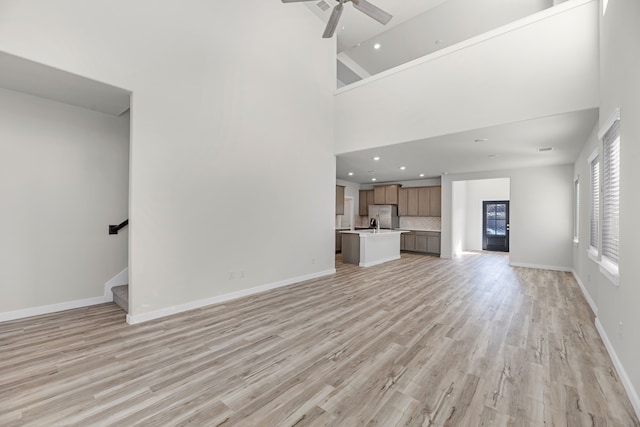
[340,230,406,267]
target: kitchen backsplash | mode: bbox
[351,216,441,230]
[399,216,441,231]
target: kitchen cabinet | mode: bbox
[374,184,399,205]
[418,187,430,217]
[399,188,420,216]
[427,234,441,254]
[401,233,415,251]
[400,231,440,255]
[398,188,408,216]
[429,186,441,217]
[399,186,442,217]
[415,233,428,253]
[358,190,375,216]
[336,185,345,215]
[335,230,342,252]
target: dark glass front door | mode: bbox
[483,201,509,252]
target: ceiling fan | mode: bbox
[282,0,393,38]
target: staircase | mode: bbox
[112,285,129,313]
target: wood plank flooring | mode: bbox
[1,252,638,426]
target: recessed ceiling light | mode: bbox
[373,156,380,161]
[475,138,488,143]
[348,172,354,176]
[419,173,425,177]
[373,43,381,50]
[371,178,377,181]
[400,166,406,170]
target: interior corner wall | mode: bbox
[441,164,573,269]
[0,0,335,321]
[0,88,129,314]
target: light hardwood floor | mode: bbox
[1,252,638,426]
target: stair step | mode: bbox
[112,284,129,313]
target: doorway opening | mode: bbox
[482,200,510,252]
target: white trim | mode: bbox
[598,107,621,139]
[587,147,599,164]
[595,318,640,420]
[571,270,598,316]
[588,247,599,263]
[359,255,401,268]
[508,262,572,272]
[126,269,336,325]
[0,296,107,323]
[104,267,129,302]
[599,257,620,286]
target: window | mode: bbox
[588,149,599,258]
[600,109,621,280]
[573,177,580,242]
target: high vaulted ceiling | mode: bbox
[289,0,599,185]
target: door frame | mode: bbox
[482,200,510,252]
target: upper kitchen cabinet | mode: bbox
[358,190,375,216]
[417,187,430,217]
[429,186,441,217]
[374,184,399,205]
[336,185,345,215]
[400,186,442,217]
[398,187,419,216]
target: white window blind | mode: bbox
[602,119,620,264]
[589,156,599,251]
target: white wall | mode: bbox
[0,88,129,314]
[571,0,640,416]
[464,178,511,251]
[334,0,598,154]
[442,164,574,270]
[0,1,336,322]
[451,181,468,256]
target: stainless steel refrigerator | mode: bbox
[368,205,399,229]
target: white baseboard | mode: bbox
[595,318,640,420]
[104,267,129,302]
[126,268,336,325]
[509,261,572,272]
[571,269,598,316]
[0,296,107,323]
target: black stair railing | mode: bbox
[109,219,129,235]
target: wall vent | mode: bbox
[316,0,330,12]
[538,147,553,152]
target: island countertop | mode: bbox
[339,229,407,236]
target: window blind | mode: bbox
[590,156,599,250]
[602,119,620,263]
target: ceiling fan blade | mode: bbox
[352,0,392,25]
[322,2,344,38]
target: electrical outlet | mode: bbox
[240,271,245,278]
[312,258,316,265]
[229,272,234,280]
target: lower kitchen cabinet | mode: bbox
[335,231,342,253]
[401,231,440,255]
